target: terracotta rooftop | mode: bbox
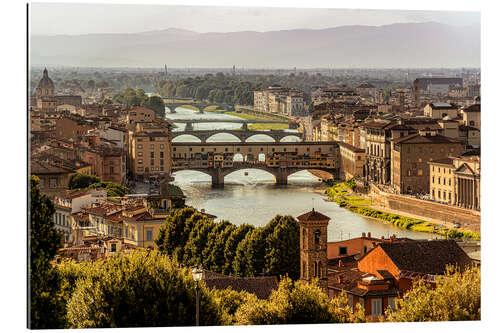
[203,273,279,300]
[297,208,330,222]
[429,157,454,166]
[378,240,473,275]
[392,133,462,145]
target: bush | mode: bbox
[66,250,222,328]
[386,265,480,322]
[68,173,100,189]
[234,277,364,325]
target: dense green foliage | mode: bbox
[113,88,165,118]
[386,265,480,322]
[87,181,130,197]
[210,288,258,325]
[234,277,365,325]
[65,251,221,328]
[158,72,336,106]
[68,173,100,189]
[29,176,65,329]
[155,208,300,279]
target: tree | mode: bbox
[234,277,364,325]
[202,222,235,272]
[86,181,130,197]
[233,228,265,277]
[183,219,217,268]
[155,207,197,256]
[210,288,258,325]
[29,175,65,329]
[66,251,222,328]
[222,224,254,275]
[264,215,300,280]
[68,173,100,189]
[386,265,480,322]
[144,95,166,118]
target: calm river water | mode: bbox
[166,106,429,242]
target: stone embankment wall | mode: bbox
[367,184,481,227]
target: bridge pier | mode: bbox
[242,123,248,131]
[185,122,194,131]
[211,168,224,186]
[276,169,288,185]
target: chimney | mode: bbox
[338,260,343,268]
[362,232,366,238]
[381,236,385,240]
[367,232,371,238]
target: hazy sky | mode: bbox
[30,2,480,36]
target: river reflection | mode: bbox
[167,107,430,241]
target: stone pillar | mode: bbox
[276,169,288,185]
[211,168,224,186]
[185,122,194,131]
[242,122,248,131]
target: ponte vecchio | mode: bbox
[171,141,340,185]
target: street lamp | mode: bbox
[192,267,203,326]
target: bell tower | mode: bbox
[297,208,330,292]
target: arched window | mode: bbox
[302,229,306,247]
[313,262,318,277]
[318,261,322,278]
[314,229,321,248]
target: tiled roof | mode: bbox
[429,157,454,166]
[392,133,462,145]
[463,104,480,113]
[297,209,330,222]
[378,240,473,275]
[203,275,279,300]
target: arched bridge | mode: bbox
[163,102,234,113]
[170,119,298,130]
[172,129,303,143]
[173,161,339,186]
[171,141,340,185]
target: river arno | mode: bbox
[166,106,430,242]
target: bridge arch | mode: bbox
[206,132,243,143]
[222,167,277,180]
[172,134,202,143]
[171,169,212,181]
[279,134,302,142]
[288,169,337,180]
[174,104,202,112]
[245,133,277,143]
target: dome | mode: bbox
[37,68,54,90]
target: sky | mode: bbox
[30,2,480,36]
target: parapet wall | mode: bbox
[367,184,480,227]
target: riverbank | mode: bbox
[323,181,480,240]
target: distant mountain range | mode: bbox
[30,22,480,68]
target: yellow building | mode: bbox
[428,152,480,210]
[129,119,173,179]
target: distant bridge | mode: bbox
[171,141,340,185]
[169,119,296,131]
[163,101,235,113]
[172,128,303,143]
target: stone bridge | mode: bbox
[172,161,338,186]
[171,141,340,185]
[163,102,234,113]
[170,119,297,130]
[172,129,303,143]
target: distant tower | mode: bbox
[297,208,330,293]
[164,64,168,77]
[232,65,235,75]
[35,67,55,99]
[294,66,297,74]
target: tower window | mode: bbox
[314,229,321,248]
